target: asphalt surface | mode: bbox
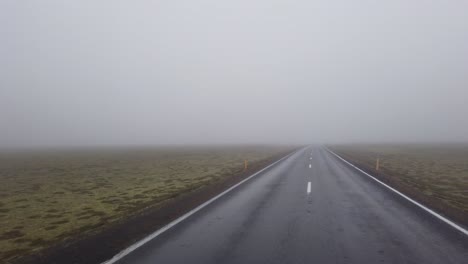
[115,147,468,264]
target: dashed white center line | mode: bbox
[309,164,311,168]
[307,182,311,194]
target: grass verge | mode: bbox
[330,144,468,227]
[0,146,295,263]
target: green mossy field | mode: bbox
[331,144,468,223]
[0,146,291,262]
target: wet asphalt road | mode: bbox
[116,147,468,264]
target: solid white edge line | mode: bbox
[325,147,468,236]
[307,182,311,194]
[101,148,304,264]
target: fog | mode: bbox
[1,0,468,148]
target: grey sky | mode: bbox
[1,0,468,147]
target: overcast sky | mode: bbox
[1,0,468,147]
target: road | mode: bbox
[113,147,468,264]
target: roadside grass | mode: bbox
[331,144,468,222]
[0,146,292,262]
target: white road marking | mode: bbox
[326,148,468,236]
[101,149,303,264]
[310,157,312,160]
[309,164,312,168]
[307,182,311,194]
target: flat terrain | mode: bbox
[114,147,467,264]
[330,144,468,226]
[0,146,291,262]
